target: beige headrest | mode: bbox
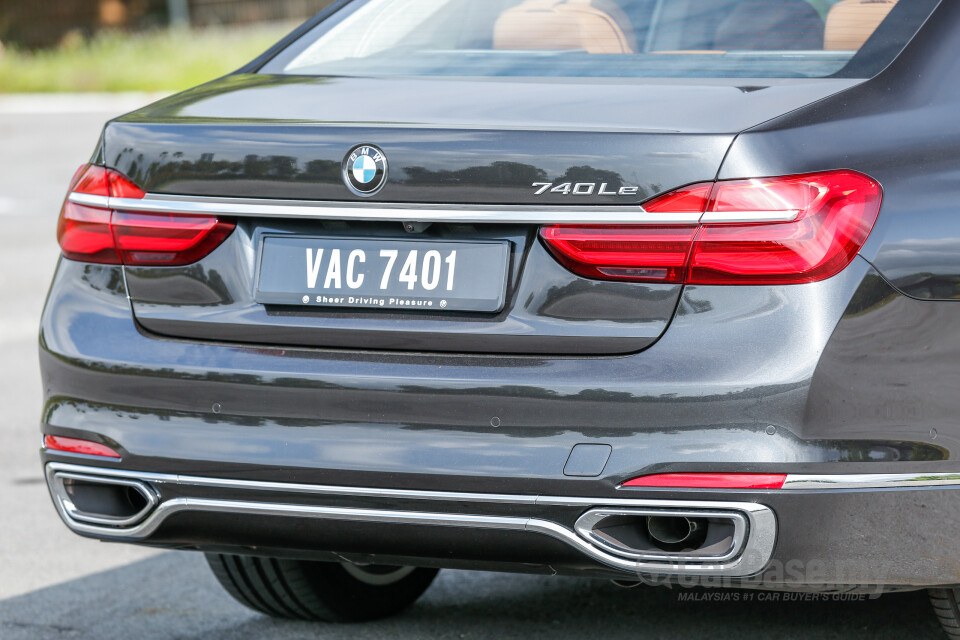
[824,0,898,50]
[493,0,637,54]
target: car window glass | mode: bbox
[261,0,939,79]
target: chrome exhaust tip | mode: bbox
[48,470,157,528]
[575,507,750,563]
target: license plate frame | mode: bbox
[254,235,511,313]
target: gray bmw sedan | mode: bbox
[39,0,960,636]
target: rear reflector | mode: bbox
[57,165,234,266]
[622,473,787,490]
[540,170,882,285]
[43,435,121,458]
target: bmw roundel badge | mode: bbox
[342,144,388,197]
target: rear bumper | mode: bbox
[42,460,960,589]
[38,256,960,587]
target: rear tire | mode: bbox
[205,553,438,622]
[929,588,960,639]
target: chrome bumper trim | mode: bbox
[782,472,960,490]
[46,462,960,496]
[45,462,776,578]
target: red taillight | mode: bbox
[540,170,881,285]
[43,435,121,458]
[622,473,787,490]
[107,170,147,199]
[57,202,121,264]
[539,225,698,282]
[112,211,236,266]
[57,165,234,267]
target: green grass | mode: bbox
[0,24,293,93]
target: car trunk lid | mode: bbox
[108,74,862,354]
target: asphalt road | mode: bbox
[0,98,948,640]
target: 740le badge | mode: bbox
[532,182,639,196]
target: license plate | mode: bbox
[255,236,510,312]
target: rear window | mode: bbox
[261,0,938,79]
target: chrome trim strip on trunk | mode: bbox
[45,462,776,578]
[66,192,799,225]
[68,192,683,224]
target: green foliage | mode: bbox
[0,24,291,93]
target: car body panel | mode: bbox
[39,256,954,489]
